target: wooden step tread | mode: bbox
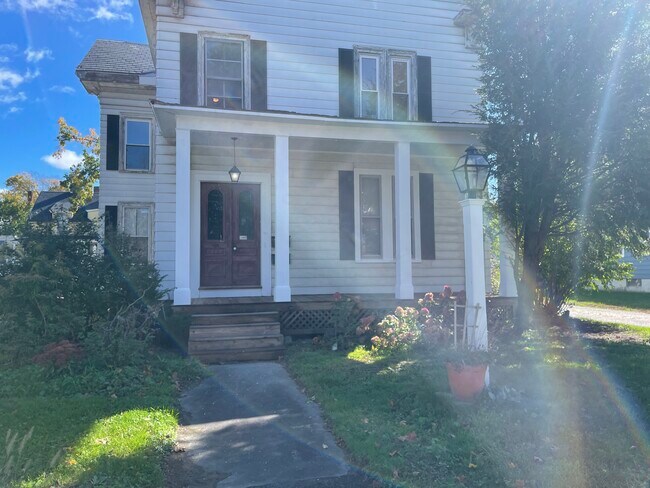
[191,346,285,363]
[192,311,278,317]
[189,333,283,342]
[190,321,280,327]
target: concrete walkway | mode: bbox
[569,304,650,328]
[170,363,373,488]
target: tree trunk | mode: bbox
[516,233,543,332]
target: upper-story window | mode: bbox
[200,33,251,110]
[124,119,151,171]
[354,47,417,121]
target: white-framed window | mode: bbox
[360,55,381,119]
[354,47,417,121]
[390,57,411,121]
[354,169,421,262]
[124,119,152,172]
[119,203,153,261]
[200,33,251,110]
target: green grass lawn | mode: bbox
[285,324,650,487]
[571,289,650,311]
[0,351,204,487]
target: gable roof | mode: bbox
[76,40,154,85]
[29,191,73,222]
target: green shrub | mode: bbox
[0,219,166,365]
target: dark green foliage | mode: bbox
[0,219,165,364]
[467,0,650,316]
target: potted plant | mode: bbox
[444,345,491,402]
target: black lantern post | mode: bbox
[228,136,242,183]
[452,146,490,199]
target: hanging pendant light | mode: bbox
[228,136,242,183]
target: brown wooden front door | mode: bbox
[200,182,261,288]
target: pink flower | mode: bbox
[420,307,430,316]
[442,286,452,299]
[333,292,342,301]
[424,292,434,302]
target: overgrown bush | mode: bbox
[0,219,165,365]
[369,288,462,355]
[371,306,422,353]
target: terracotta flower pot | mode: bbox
[446,362,487,402]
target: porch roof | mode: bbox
[152,102,484,146]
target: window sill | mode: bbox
[355,258,423,264]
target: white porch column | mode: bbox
[460,198,488,349]
[174,128,192,305]
[274,135,291,302]
[394,141,414,299]
[498,225,518,297]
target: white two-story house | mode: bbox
[77,0,490,360]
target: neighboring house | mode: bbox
[76,1,491,360]
[611,250,650,293]
[28,190,100,224]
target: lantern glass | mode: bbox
[229,165,241,183]
[453,146,489,198]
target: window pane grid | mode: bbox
[360,56,379,119]
[125,120,150,171]
[360,175,382,258]
[206,39,244,110]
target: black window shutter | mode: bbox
[251,40,268,111]
[106,114,119,171]
[419,173,436,259]
[417,56,432,122]
[339,170,355,260]
[180,32,198,106]
[338,48,355,118]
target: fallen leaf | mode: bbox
[508,462,516,469]
[533,456,544,464]
[94,438,109,445]
[398,432,418,442]
[66,458,77,466]
[468,463,477,469]
[322,444,328,449]
[361,418,369,424]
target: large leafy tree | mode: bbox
[54,117,100,211]
[0,173,40,236]
[467,0,650,322]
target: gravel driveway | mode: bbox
[569,304,650,327]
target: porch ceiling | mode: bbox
[152,103,484,146]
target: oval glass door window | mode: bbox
[238,190,254,240]
[207,189,223,240]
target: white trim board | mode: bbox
[190,170,272,299]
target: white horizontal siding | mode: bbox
[154,0,480,122]
[98,92,156,206]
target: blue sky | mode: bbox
[0,0,147,187]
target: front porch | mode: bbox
[154,104,484,306]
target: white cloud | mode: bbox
[91,0,132,21]
[25,47,52,63]
[0,92,26,104]
[42,149,82,170]
[7,106,21,114]
[0,68,23,90]
[49,85,75,94]
[0,0,76,12]
[24,68,40,81]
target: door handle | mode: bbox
[233,246,237,251]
